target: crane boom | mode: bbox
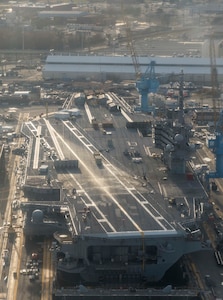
[121,1,141,79]
[125,25,141,79]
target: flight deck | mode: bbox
[18,92,209,286]
[21,99,207,235]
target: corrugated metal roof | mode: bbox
[38,10,87,18]
[43,61,223,76]
[45,54,223,67]
[43,55,223,80]
[43,64,134,74]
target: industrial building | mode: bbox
[42,54,223,85]
[38,10,87,19]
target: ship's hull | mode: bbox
[55,231,207,283]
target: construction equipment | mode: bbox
[123,4,159,113]
[135,61,159,113]
[124,17,141,79]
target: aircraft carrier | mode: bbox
[16,89,210,298]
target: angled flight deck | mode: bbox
[20,102,209,284]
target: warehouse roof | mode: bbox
[38,10,87,18]
[43,55,223,75]
[45,54,223,66]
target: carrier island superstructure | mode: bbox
[18,90,210,289]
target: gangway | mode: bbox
[108,92,133,114]
[62,94,75,110]
[121,109,133,123]
[44,119,65,160]
[84,103,94,124]
[24,121,38,137]
[33,125,41,169]
[106,93,133,122]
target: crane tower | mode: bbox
[123,4,159,113]
[135,61,159,113]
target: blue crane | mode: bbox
[123,13,159,113]
[135,60,159,113]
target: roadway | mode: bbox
[0,110,55,300]
[0,112,28,299]
[41,238,53,300]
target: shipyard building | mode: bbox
[42,54,223,85]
